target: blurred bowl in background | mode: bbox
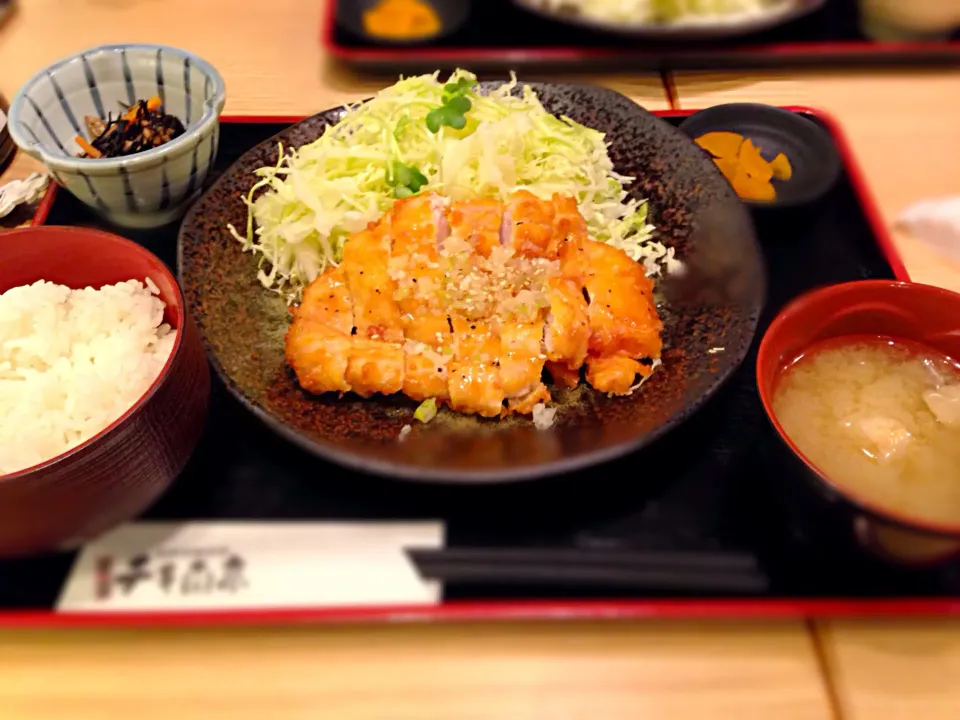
[858,0,960,40]
[511,0,827,40]
[0,226,210,557]
[8,44,226,229]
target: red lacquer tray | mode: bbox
[2,107,958,629]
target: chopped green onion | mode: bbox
[414,398,438,423]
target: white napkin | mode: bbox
[896,196,960,265]
[0,172,49,219]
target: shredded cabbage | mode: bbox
[229,69,668,302]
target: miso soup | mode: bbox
[772,336,960,527]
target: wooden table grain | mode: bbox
[0,622,832,720]
[673,68,960,720]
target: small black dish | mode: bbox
[337,0,470,45]
[678,103,841,209]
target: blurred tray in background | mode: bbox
[323,0,960,71]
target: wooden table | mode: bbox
[0,622,830,720]
[0,1,958,718]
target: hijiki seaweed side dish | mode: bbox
[74,96,186,159]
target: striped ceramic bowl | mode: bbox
[8,44,226,229]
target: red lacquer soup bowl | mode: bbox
[757,279,960,566]
[0,226,209,557]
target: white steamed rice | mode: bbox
[0,278,176,476]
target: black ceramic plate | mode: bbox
[678,103,842,208]
[511,0,826,40]
[178,82,765,483]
